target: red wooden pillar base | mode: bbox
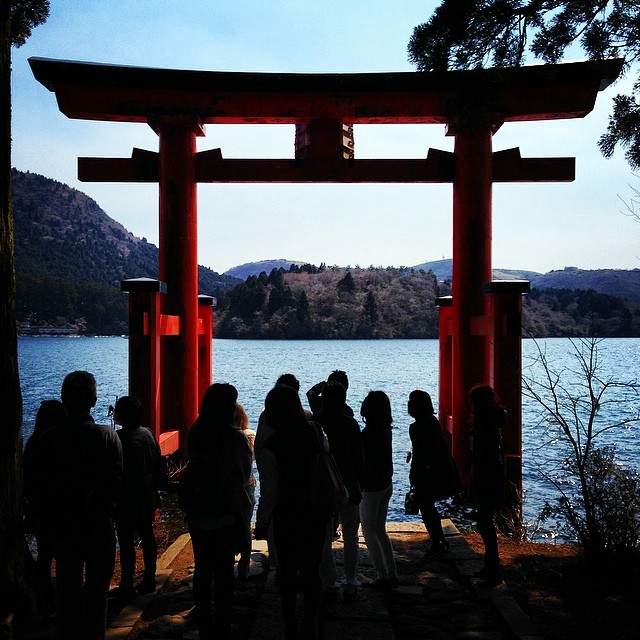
[197,295,214,412]
[121,278,164,439]
[484,280,530,520]
[121,278,181,455]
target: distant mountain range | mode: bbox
[410,258,542,282]
[225,258,640,302]
[225,259,311,281]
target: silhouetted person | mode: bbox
[234,402,256,581]
[315,380,364,601]
[29,371,122,640]
[307,370,355,541]
[306,369,354,416]
[255,373,311,574]
[254,384,331,640]
[23,399,68,611]
[407,390,459,560]
[359,391,398,589]
[113,395,170,600]
[181,383,252,640]
[468,385,506,587]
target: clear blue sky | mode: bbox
[10,0,640,274]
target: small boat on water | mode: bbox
[18,323,80,336]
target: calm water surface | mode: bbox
[18,337,640,538]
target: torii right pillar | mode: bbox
[445,120,531,523]
[449,124,493,477]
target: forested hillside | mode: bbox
[523,287,640,337]
[216,265,640,339]
[12,169,239,333]
[216,265,444,338]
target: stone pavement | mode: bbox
[106,521,543,640]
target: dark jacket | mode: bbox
[315,409,364,504]
[29,412,123,537]
[116,425,168,521]
[182,420,252,525]
[261,419,321,514]
[361,424,393,492]
[409,415,459,501]
[469,409,507,508]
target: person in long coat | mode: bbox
[468,384,507,586]
[254,384,332,640]
[408,389,459,560]
[23,399,68,611]
[113,395,170,600]
[181,383,252,640]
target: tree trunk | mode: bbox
[0,2,45,636]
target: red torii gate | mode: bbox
[30,57,622,509]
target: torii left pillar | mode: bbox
[153,117,204,443]
[100,117,209,453]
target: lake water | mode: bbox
[18,337,640,540]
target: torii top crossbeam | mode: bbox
[30,57,620,125]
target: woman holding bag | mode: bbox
[359,390,399,589]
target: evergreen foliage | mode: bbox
[524,287,640,337]
[9,0,49,46]
[408,1,640,168]
[216,267,442,339]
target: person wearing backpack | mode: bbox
[254,384,332,640]
[314,381,364,602]
[179,383,252,640]
[112,395,171,601]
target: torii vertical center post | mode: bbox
[30,59,621,506]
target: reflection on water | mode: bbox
[18,337,640,541]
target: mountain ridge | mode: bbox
[224,258,640,301]
[12,169,240,333]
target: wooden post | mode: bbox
[449,125,495,483]
[485,280,530,520]
[153,117,204,444]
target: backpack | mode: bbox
[308,422,348,513]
